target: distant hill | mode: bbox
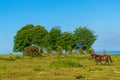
[96,51,120,54]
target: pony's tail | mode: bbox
[109,56,112,63]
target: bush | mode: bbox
[67,46,72,55]
[57,46,63,55]
[47,47,52,54]
[89,48,95,54]
[39,48,43,53]
[79,48,84,54]
[5,56,15,61]
[15,55,23,59]
[75,75,85,79]
[23,46,41,57]
[33,67,43,72]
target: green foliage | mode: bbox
[0,56,15,61]
[58,32,74,51]
[89,48,95,54]
[0,55,23,61]
[23,46,41,57]
[31,25,48,47]
[74,26,97,50]
[50,59,83,68]
[67,46,72,55]
[57,46,63,55]
[15,55,23,59]
[13,24,48,52]
[45,27,62,50]
[13,24,34,52]
[33,67,41,72]
[14,24,97,54]
[5,56,16,61]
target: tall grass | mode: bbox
[50,55,83,68]
[50,59,83,68]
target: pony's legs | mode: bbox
[104,59,109,65]
[107,60,109,65]
[99,61,103,65]
[96,60,98,65]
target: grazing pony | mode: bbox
[89,54,112,65]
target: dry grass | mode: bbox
[0,54,119,80]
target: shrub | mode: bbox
[67,46,72,55]
[0,55,16,61]
[33,67,43,72]
[47,47,52,54]
[79,48,84,54]
[6,56,15,61]
[15,55,23,59]
[75,75,85,79]
[57,46,63,55]
[85,48,95,54]
[39,48,43,53]
[23,46,41,57]
[89,48,95,54]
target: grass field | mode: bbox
[0,54,119,80]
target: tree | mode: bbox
[74,26,97,51]
[45,27,62,50]
[58,32,74,52]
[13,24,34,52]
[31,25,48,47]
[13,24,48,52]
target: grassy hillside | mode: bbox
[0,54,119,80]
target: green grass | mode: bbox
[0,54,119,80]
[50,58,83,68]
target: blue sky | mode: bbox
[0,0,120,53]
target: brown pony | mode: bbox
[89,54,112,65]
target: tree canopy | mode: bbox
[58,32,75,51]
[74,27,97,50]
[13,25,97,53]
[45,27,62,50]
[13,24,48,52]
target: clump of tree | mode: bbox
[13,24,97,55]
[58,32,74,53]
[13,24,48,52]
[45,27,62,50]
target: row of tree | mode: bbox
[13,24,97,53]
